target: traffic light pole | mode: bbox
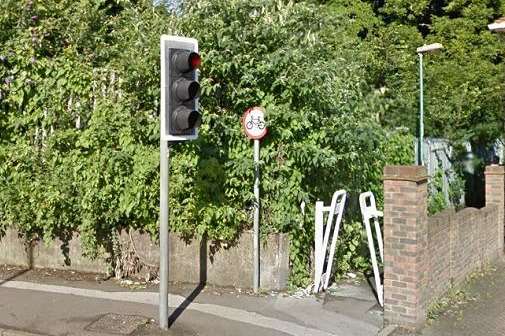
[159,35,201,330]
[253,139,260,294]
[159,139,170,329]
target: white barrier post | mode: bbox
[359,191,384,307]
[314,201,324,293]
[313,190,347,293]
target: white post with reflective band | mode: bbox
[313,190,347,293]
[359,191,384,307]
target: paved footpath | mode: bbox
[0,267,381,336]
[392,257,505,336]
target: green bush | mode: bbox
[428,169,448,215]
[0,0,413,284]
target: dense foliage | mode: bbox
[0,0,503,285]
[323,0,505,145]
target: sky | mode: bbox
[153,0,182,10]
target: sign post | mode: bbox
[242,107,267,294]
[253,138,260,293]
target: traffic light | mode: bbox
[161,35,201,141]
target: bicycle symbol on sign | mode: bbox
[246,116,265,130]
[242,106,267,140]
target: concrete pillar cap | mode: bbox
[485,165,505,175]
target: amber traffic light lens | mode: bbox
[174,79,200,101]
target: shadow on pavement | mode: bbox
[168,236,207,327]
[363,270,383,307]
[0,268,31,286]
[0,240,34,286]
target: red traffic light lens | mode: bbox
[189,52,201,69]
[173,51,201,72]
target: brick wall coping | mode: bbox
[428,206,497,222]
[428,208,455,221]
[383,165,428,183]
[480,204,499,213]
[484,165,505,175]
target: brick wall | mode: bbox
[383,165,505,330]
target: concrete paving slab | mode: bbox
[0,265,381,336]
[389,257,505,336]
[324,278,383,329]
[85,313,149,335]
[327,280,377,302]
[0,328,46,336]
[0,286,281,336]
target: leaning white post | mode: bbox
[314,200,324,293]
[359,191,384,307]
[313,190,347,293]
[374,216,384,262]
[323,193,346,290]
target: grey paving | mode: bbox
[391,257,505,336]
[85,314,149,334]
[0,286,286,336]
[422,258,505,336]
[0,269,381,336]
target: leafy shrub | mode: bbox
[0,0,413,284]
[428,169,448,215]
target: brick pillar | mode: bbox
[383,166,428,329]
[484,165,505,253]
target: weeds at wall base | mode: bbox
[426,264,497,323]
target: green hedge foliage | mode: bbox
[0,0,430,285]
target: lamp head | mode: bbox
[489,18,505,32]
[417,43,444,54]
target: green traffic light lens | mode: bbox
[174,107,201,131]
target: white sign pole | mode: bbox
[253,139,260,293]
[242,106,267,294]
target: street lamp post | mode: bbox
[417,51,424,166]
[416,43,444,166]
[489,18,505,165]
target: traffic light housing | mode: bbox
[161,35,201,141]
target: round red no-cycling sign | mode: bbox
[242,107,267,140]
